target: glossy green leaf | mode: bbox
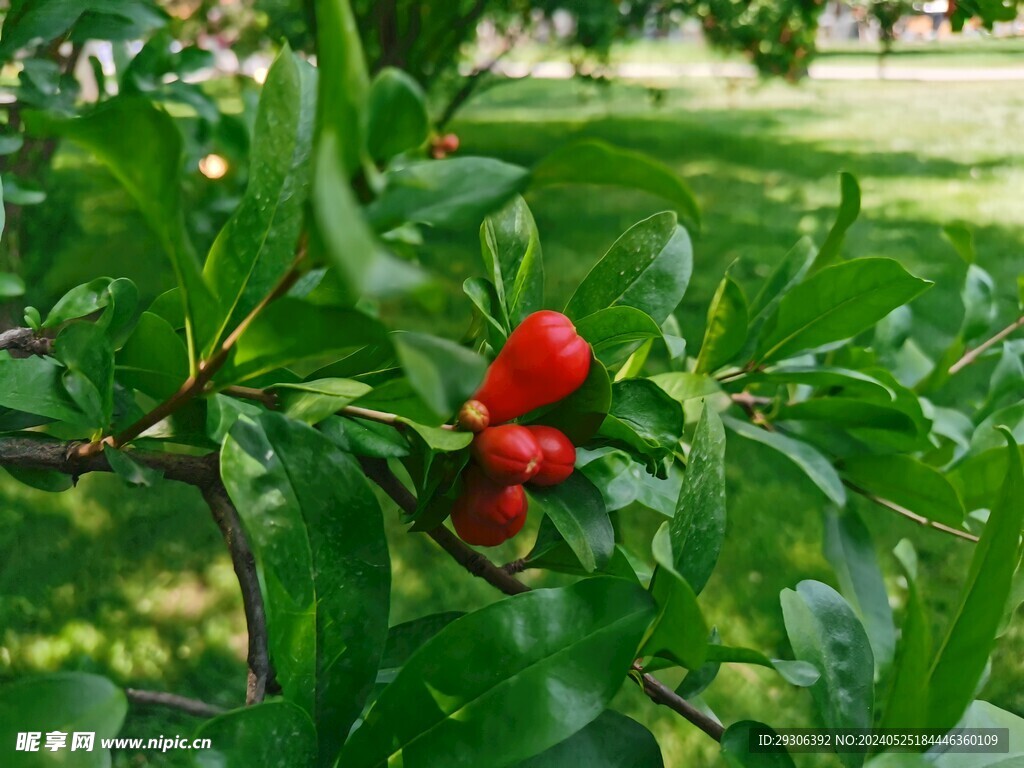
[880,540,931,730]
[531,139,700,232]
[840,454,964,527]
[367,67,428,162]
[481,195,544,329]
[669,403,725,594]
[319,415,410,458]
[393,331,487,420]
[340,578,656,768]
[194,701,317,768]
[948,444,1024,513]
[748,237,817,323]
[746,365,895,400]
[721,721,796,768]
[223,300,388,382]
[576,307,663,360]
[529,357,612,445]
[641,524,708,670]
[525,518,640,581]
[103,446,163,488]
[275,378,371,425]
[463,276,508,350]
[703,645,819,687]
[528,472,614,572]
[3,465,73,493]
[943,223,976,264]
[928,430,1024,731]
[777,398,919,435]
[0,353,87,425]
[28,98,217,361]
[970,402,1024,455]
[0,271,23,299]
[930,700,1024,768]
[310,129,380,300]
[0,672,126,768]
[516,710,664,768]
[116,312,188,400]
[565,212,693,326]
[822,508,895,678]
[221,413,390,761]
[676,628,722,698]
[696,276,748,374]
[781,581,874,768]
[809,172,861,273]
[396,418,472,451]
[203,47,316,355]
[598,379,683,468]
[755,258,932,365]
[379,613,466,674]
[649,372,721,404]
[54,323,114,430]
[960,264,997,342]
[367,158,529,232]
[314,0,368,176]
[43,277,113,328]
[579,449,681,517]
[723,416,845,506]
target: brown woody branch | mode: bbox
[0,438,271,705]
[948,314,1024,376]
[0,327,53,358]
[125,688,225,719]
[358,456,723,742]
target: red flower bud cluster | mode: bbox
[450,311,591,547]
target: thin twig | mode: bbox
[845,481,979,543]
[0,327,53,358]
[639,669,725,742]
[125,688,225,719]
[74,247,306,457]
[948,315,1024,376]
[342,405,456,430]
[220,385,279,409]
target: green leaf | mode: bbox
[194,701,317,768]
[221,413,390,761]
[43,277,122,328]
[116,311,189,400]
[103,446,163,488]
[223,300,388,382]
[598,379,683,468]
[840,455,964,527]
[722,721,797,768]
[641,524,708,669]
[744,365,895,401]
[481,195,544,329]
[367,158,530,231]
[579,449,681,516]
[3,465,73,493]
[776,398,919,436]
[704,645,820,687]
[379,613,466,674]
[527,472,614,572]
[515,710,664,768]
[943,223,976,264]
[275,378,371,425]
[880,540,931,730]
[669,403,726,594]
[340,578,656,768]
[28,98,217,361]
[525,520,640,581]
[0,354,87,425]
[696,275,748,374]
[960,264,997,342]
[531,139,700,233]
[755,258,932,365]
[310,128,380,301]
[970,402,1024,455]
[649,372,722,404]
[0,272,24,299]
[928,429,1024,731]
[393,331,487,420]
[722,416,845,506]
[464,276,507,350]
[203,47,316,355]
[781,581,874,768]
[319,415,410,458]
[809,171,861,273]
[930,701,1024,768]
[0,134,24,155]
[396,418,473,452]
[747,237,817,327]
[948,444,1024,513]
[366,67,428,162]
[529,357,612,445]
[822,508,896,678]
[575,306,662,361]
[565,212,693,326]
[0,672,126,768]
[54,323,114,430]
[314,0,368,177]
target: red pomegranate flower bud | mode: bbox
[524,425,576,486]
[450,468,528,547]
[473,311,591,425]
[471,425,543,485]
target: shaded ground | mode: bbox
[2,72,1023,766]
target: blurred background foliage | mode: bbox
[1,0,1022,765]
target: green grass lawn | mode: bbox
[2,73,1023,766]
